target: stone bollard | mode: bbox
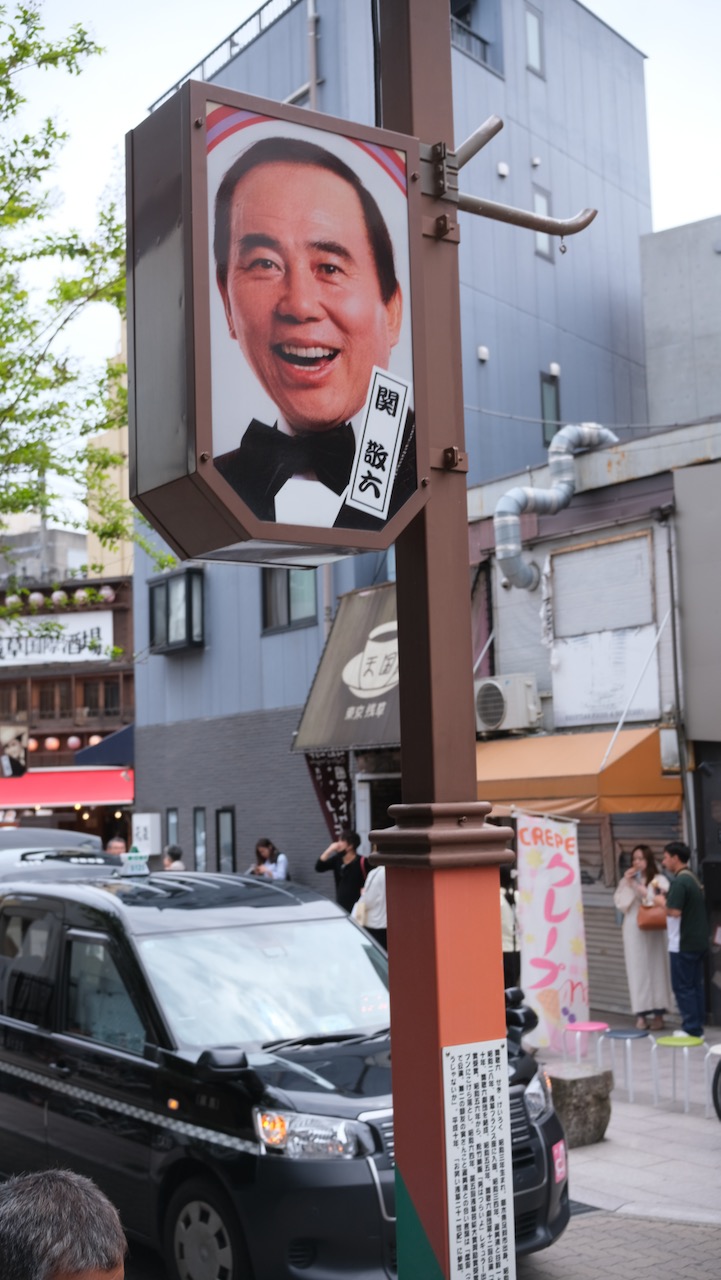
[546,1063,614,1148]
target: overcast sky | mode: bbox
[23,0,721,364]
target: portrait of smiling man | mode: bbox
[211,134,416,529]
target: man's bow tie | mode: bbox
[238,419,356,503]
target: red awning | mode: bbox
[0,768,134,809]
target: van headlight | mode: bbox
[524,1069,553,1123]
[254,1108,376,1159]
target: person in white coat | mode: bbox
[614,844,672,1029]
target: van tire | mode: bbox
[713,1059,721,1123]
[164,1177,252,1280]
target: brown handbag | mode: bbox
[637,902,667,931]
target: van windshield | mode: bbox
[138,917,389,1050]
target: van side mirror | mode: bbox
[197,1048,265,1099]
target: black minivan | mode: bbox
[0,869,568,1278]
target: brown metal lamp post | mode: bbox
[369,2,593,1275]
[369,3,514,1274]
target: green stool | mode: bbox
[651,1035,705,1113]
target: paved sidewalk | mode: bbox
[540,1015,721,1224]
[517,1213,721,1279]
[518,1015,721,1278]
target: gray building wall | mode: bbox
[457,0,651,481]
[641,215,721,427]
[136,706,331,888]
[674,460,721,744]
[208,0,651,485]
[134,0,654,853]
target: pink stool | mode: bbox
[562,1021,609,1068]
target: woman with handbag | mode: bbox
[613,844,673,1030]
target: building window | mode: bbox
[38,684,55,720]
[216,809,236,874]
[0,681,27,721]
[193,808,207,872]
[82,680,100,715]
[262,568,317,632]
[36,679,73,721]
[541,372,561,446]
[525,4,544,76]
[80,677,121,720]
[149,568,204,654]
[166,808,179,847]
[533,187,553,260]
[57,680,71,717]
[104,679,120,715]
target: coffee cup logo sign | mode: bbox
[342,622,399,722]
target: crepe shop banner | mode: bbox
[516,812,589,1052]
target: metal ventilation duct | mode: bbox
[493,423,619,590]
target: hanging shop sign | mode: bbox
[126,82,428,564]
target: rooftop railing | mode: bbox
[151,3,492,114]
[150,0,302,112]
[450,16,490,66]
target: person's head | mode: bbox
[0,1168,126,1280]
[104,837,126,858]
[338,829,361,861]
[662,840,691,874]
[255,838,278,865]
[214,136,403,433]
[630,844,657,883]
[2,735,24,761]
[163,843,184,869]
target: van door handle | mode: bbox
[49,1060,72,1078]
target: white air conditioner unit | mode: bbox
[474,673,542,733]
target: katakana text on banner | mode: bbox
[516,812,589,1051]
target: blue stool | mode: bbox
[598,1028,655,1104]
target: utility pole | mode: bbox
[371,3,514,1276]
[371,3,595,1275]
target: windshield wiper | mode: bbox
[262,1027,389,1052]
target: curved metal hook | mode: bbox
[457,192,597,237]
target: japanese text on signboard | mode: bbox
[516,812,589,1051]
[443,1039,515,1280]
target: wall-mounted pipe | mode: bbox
[493,423,619,590]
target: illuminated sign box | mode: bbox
[126,82,428,564]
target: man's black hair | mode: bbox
[214,136,399,304]
[664,840,691,864]
[340,829,361,851]
[0,1169,127,1280]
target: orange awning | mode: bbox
[476,727,682,817]
[0,767,134,810]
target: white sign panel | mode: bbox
[0,612,114,666]
[516,813,589,1052]
[552,626,661,727]
[346,368,411,520]
[443,1039,515,1280]
[131,812,162,856]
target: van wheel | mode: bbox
[164,1178,252,1280]
[713,1059,721,1123]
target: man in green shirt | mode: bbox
[655,841,707,1037]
